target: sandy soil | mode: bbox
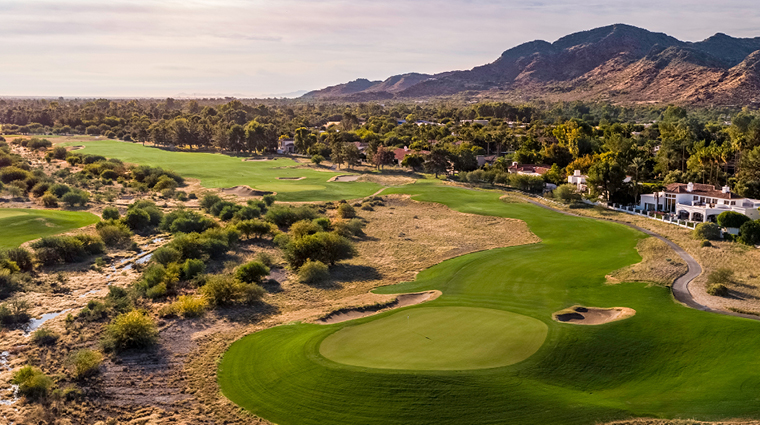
[607,237,688,286]
[220,185,273,197]
[316,290,442,324]
[553,306,636,325]
[328,175,360,182]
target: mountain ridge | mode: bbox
[303,24,760,105]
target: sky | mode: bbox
[2,0,760,98]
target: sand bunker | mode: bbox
[328,175,361,182]
[317,291,442,325]
[553,306,636,325]
[221,185,273,197]
[243,157,273,162]
[276,177,306,180]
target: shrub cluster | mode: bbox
[102,310,158,352]
[200,274,265,305]
[12,366,52,400]
[692,222,721,241]
[31,234,105,265]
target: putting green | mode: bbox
[62,139,381,202]
[0,208,100,249]
[320,306,548,370]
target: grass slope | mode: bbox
[218,181,760,424]
[0,208,99,249]
[63,139,381,202]
[320,306,548,370]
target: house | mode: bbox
[568,170,587,191]
[477,155,497,167]
[393,146,429,164]
[508,162,551,176]
[638,182,760,222]
[278,139,295,154]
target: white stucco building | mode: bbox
[568,170,587,192]
[638,182,760,222]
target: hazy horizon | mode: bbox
[3,0,760,98]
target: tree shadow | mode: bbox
[329,263,382,283]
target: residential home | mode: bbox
[278,139,295,154]
[508,162,551,176]
[393,146,430,164]
[568,170,587,192]
[638,182,760,222]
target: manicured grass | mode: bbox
[62,139,381,202]
[218,181,760,424]
[0,208,100,249]
[320,306,548,370]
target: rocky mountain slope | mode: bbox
[302,24,760,105]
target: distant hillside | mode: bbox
[302,24,760,105]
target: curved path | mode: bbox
[523,197,760,322]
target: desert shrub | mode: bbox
[740,220,760,246]
[61,189,89,207]
[254,252,274,267]
[707,268,734,285]
[47,184,71,199]
[707,284,729,297]
[30,182,50,198]
[171,295,208,318]
[67,349,103,379]
[311,154,325,165]
[552,184,581,204]
[273,232,290,248]
[129,200,163,225]
[232,205,261,221]
[692,222,721,241]
[97,222,133,247]
[265,205,318,228]
[5,247,34,272]
[200,193,223,211]
[182,258,205,280]
[52,146,68,160]
[153,175,178,192]
[103,310,158,351]
[134,263,179,298]
[0,166,31,183]
[78,300,108,322]
[717,211,750,228]
[105,285,133,314]
[218,204,242,221]
[237,219,275,239]
[235,261,270,283]
[332,218,365,238]
[283,232,356,269]
[101,206,120,220]
[41,193,58,208]
[31,234,105,265]
[298,259,329,284]
[31,328,59,346]
[313,217,331,231]
[151,246,182,266]
[100,169,119,180]
[508,174,546,192]
[262,194,276,206]
[200,274,264,305]
[337,203,356,219]
[123,208,151,231]
[0,299,31,327]
[290,219,321,239]
[701,240,712,247]
[12,366,52,400]
[27,138,52,150]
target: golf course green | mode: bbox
[0,208,100,249]
[63,139,381,202]
[218,181,760,424]
[320,306,548,370]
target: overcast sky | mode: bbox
[2,0,760,98]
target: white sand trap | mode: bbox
[328,175,361,182]
[276,177,306,180]
[317,291,442,324]
[553,306,636,325]
[221,185,273,197]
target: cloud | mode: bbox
[2,0,760,96]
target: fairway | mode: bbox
[62,139,381,202]
[320,306,548,370]
[0,208,100,249]
[218,182,760,425]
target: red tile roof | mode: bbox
[664,183,742,200]
[508,164,551,175]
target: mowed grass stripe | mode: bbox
[64,139,381,202]
[218,181,760,424]
[0,208,100,249]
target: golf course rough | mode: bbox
[0,208,100,249]
[64,139,381,202]
[218,181,760,425]
[319,306,548,370]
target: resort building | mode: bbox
[638,182,760,222]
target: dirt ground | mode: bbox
[607,237,688,286]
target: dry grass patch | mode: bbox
[355,173,417,186]
[606,238,687,286]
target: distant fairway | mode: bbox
[62,139,381,202]
[320,306,548,370]
[218,181,760,425]
[0,208,100,248]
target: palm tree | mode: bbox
[628,156,647,206]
